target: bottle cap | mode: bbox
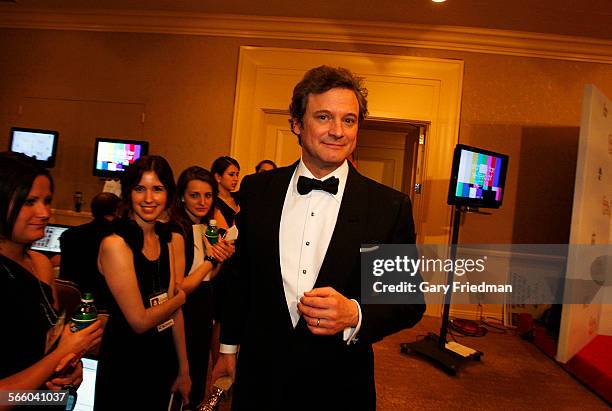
[82,292,94,303]
[209,219,217,226]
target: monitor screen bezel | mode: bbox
[9,127,59,168]
[92,137,149,178]
[447,144,509,209]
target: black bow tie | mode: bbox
[297,176,339,195]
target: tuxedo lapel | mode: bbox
[258,163,298,333]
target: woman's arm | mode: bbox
[180,260,216,294]
[0,344,69,397]
[0,321,102,393]
[98,235,185,334]
[171,230,215,294]
[171,232,234,294]
[0,251,102,401]
[169,232,185,289]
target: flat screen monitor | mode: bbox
[31,223,70,254]
[9,127,59,168]
[447,144,509,209]
[93,138,149,178]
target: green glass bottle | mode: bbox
[52,294,98,411]
[70,292,98,332]
[205,219,219,245]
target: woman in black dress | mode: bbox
[169,166,234,406]
[211,156,240,228]
[95,156,190,411]
[0,152,102,401]
[210,156,241,366]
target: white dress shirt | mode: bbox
[280,158,362,341]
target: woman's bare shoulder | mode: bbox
[28,250,54,284]
[100,233,128,248]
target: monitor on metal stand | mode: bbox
[401,144,509,375]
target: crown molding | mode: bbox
[1,8,611,64]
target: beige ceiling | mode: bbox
[2,0,612,40]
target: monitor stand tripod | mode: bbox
[400,205,483,375]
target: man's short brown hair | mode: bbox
[289,66,368,132]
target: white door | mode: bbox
[354,122,425,239]
[260,110,301,168]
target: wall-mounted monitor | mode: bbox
[9,127,59,168]
[447,144,509,209]
[93,138,149,178]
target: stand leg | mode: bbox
[400,334,462,375]
[400,206,482,375]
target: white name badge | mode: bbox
[149,292,175,332]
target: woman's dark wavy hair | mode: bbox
[289,65,368,143]
[170,166,217,236]
[120,155,176,215]
[211,156,240,178]
[0,152,54,240]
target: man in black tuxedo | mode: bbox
[59,192,120,311]
[212,66,425,410]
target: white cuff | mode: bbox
[342,299,362,345]
[219,344,238,354]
